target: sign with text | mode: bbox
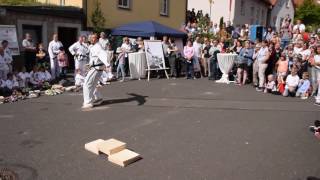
[0,25,20,55]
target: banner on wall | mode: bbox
[0,25,20,55]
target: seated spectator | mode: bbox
[283,65,300,97]
[17,68,31,89]
[264,74,277,94]
[296,72,311,99]
[75,69,85,88]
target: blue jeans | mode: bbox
[281,38,290,49]
[116,63,125,79]
[186,59,194,79]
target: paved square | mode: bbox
[0,79,319,180]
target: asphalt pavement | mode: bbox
[0,78,319,180]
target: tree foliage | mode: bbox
[90,0,106,33]
[295,0,320,26]
[0,0,41,5]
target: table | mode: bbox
[128,52,147,80]
[216,53,237,84]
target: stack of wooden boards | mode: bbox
[85,138,141,167]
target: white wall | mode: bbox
[270,0,294,31]
[232,0,269,26]
[188,0,269,26]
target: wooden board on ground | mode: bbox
[97,138,126,156]
[84,139,105,155]
[108,149,141,167]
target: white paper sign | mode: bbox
[0,25,20,55]
[143,40,166,70]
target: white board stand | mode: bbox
[144,40,169,81]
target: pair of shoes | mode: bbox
[309,126,318,133]
[256,87,263,92]
[314,120,320,127]
[314,102,320,107]
[300,96,308,100]
[93,98,103,105]
[82,103,93,109]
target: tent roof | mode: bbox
[111,21,186,38]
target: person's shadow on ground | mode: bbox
[97,93,148,107]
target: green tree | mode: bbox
[295,0,320,27]
[90,0,106,33]
[0,0,41,5]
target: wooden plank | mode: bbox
[97,138,126,156]
[84,139,105,155]
[108,149,141,167]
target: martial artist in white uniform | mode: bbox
[69,36,89,76]
[82,34,110,109]
[48,34,63,79]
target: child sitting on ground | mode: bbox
[296,72,311,99]
[17,68,31,89]
[75,69,85,88]
[283,65,300,97]
[264,74,277,94]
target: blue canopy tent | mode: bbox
[111,21,186,38]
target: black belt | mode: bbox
[90,63,104,68]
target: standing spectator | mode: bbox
[162,36,170,67]
[254,40,270,91]
[69,35,89,76]
[280,18,292,49]
[237,41,253,85]
[48,33,63,79]
[193,36,203,78]
[293,19,306,33]
[184,39,195,79]
[312,45,320,106]
[22,33,37,72]
[57,47,68,79]
[225,21,234,35]
[167,38,178,78]
[202,38,211,77]
[292,29,303,44]
[36,43,49,69]
[264,27,274,42]
[99,32,109,50]
[1,40,13,73]
[121,37,132,76]
[0,47,10,80]
[208,39,221,80]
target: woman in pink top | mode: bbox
[184,40,195,79]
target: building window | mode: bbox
[118,0,131,9]
[160,0,169,16]
[240,0,245,16]
[286,0,290,8]
[60,0,65,6]
[261,10,265,25]
[256,7,260,24]
[250,6,254,16]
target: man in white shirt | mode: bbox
[22,33,37,72]
[99,32,109,50]
[283,66,300,97]
[193,36,203,74]
[293,19,306,33]
[48,33,63,79]
[82,33,110,109]
[253,40,270,91]
[69,35,89,75]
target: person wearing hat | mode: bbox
[82,33,110,109]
